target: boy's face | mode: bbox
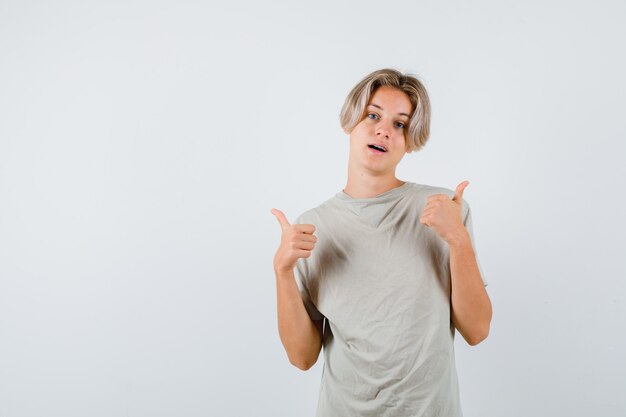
[346,86,413,176]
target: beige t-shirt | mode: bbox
[294,181,487,417]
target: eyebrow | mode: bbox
[368,103,411,118]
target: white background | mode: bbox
[1,1,625,416]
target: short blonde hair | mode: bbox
[339,68,431,153]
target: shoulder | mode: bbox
[401,182,453,204]
[294,198,334,225]
[409,182,471,215]
[411,182,453,197]
[294,208,317,225]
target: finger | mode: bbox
[294,223,316,234]
[427,194,443,202]
[452,181,469,202]
[298,233,318,243]
[295,240,316,251]
[270,208,291,231]
[296,249,312,259]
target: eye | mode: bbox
[367,113,379,120]
[395,121,406,129]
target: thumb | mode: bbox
[270,208,291,231]
[452,180,469,202]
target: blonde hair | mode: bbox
[339,68,431,153]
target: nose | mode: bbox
[375,121,392,139]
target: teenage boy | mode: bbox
[271,68,492,417]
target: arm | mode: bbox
[418,182,492,346]
[448,231,492,345]
[275,267,324,370]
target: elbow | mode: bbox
[468,308,492,346]
[288,350,319,371]
[284,335,323,371]
[467,333,487,346]
[467,325,490,346]
[291,357,316,371]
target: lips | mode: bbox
[367,143,387,152]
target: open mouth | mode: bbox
[368,144,387,152]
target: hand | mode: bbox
[271,208,318,273]
[419,181,469,244]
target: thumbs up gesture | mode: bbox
[419,181,470,244]
[271,208,318,273]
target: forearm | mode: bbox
[275,268,322,370]
[447,230,492,345]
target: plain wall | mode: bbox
[1,0,625,416]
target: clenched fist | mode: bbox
[271,208,318,273]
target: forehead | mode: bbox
[368,86,412,115]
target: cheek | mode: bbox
[357,122,373,134]
[353,122,375,138]
[352,123,365,133]
[396,135,409,154]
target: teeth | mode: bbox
[370,144,386,152]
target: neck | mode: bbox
[343,174,406,199]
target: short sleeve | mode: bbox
[292,214,325,321]
[463,202,488,287]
